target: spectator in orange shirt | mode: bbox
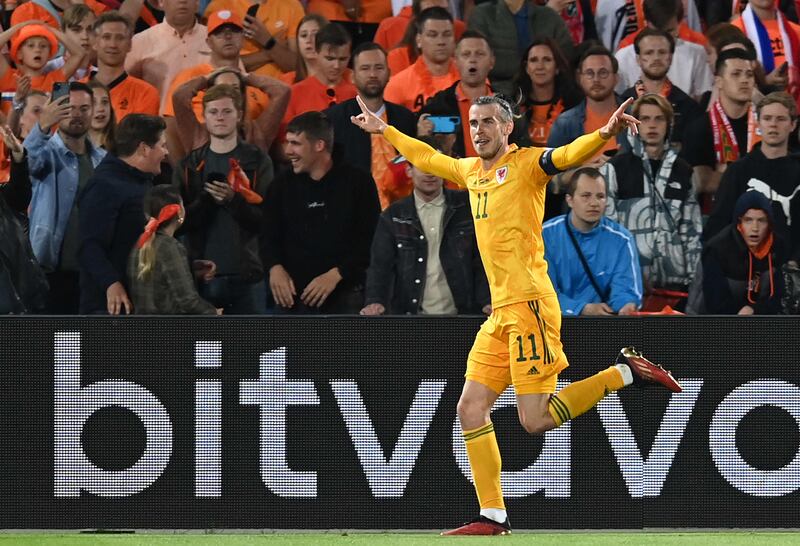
[419,30,496,158]
[87,79,116,150]
[307,0,393,24]
[281,13,329,85]
[282,23,357,125]
[0,21,87,115]
[43,5,96,82]
[10,0,109,31]
[201,0,304,79]
[163,9,276,159]
[376,0,466,52]
[88,12,160,121]
[383,7,458,113]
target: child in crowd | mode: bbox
[0,20,87,114]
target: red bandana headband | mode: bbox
[135,204,181,248]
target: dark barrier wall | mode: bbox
[0,316,798,529]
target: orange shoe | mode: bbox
[441,515,511,536]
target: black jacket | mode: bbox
[326,98,417,174]
[77,154,154,314]
[704,146,800,260]
[364,189,490,314]
[262,156,380,292]
[420,81,531,158]
[702,224,785,315]
[175,141,273,282]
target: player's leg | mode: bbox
[512,297,631,431]
[442,318,512,536]
[514,297,682,432]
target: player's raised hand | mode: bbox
[600,97,639,138]
[350,95,388,134]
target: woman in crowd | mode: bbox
[515,38,582,148]
[280,14,328,85]
[86,80,116,151]
[128,185,220,315]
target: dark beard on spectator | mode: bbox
[642,66,669,81]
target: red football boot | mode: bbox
[441,516,511,536]
[617,347,683,393]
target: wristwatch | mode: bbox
[12,99,24,113]
[263,36,276,50]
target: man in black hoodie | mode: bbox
[704,92,800,262]
[263,111,380,314]
[78,114,167,314]
[698,191,785,314]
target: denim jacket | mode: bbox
[24,124,106,270]
[546,99,631,152]
[364,189,490,314]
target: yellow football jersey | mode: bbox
[383,126,610,308]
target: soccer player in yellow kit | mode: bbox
[351,94,683,535]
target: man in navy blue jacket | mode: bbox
[543,167,643,316]
[78,114,168,314]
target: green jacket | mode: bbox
[468,1,574,97]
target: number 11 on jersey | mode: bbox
[475,191,489,220]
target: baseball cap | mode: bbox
[10,24,58,62]
[207,10,244,35]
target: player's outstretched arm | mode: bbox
[546,98,640,173]
[350,96,464,185]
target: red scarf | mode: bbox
[709,101,760,164]
[135,204,181,249]
[737,223,775,304]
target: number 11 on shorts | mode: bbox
[515,334,541,362]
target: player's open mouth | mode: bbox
[475,138,489,146]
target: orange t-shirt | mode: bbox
[282,74,357,125]
[203,0,304,78]
[306,0,392,23]
[733,16,800,69]
[85,72,160,120]
[387,47,412,76]
[162,63,269,122]
[375,7,467,52]
[584,105,617,156]
[384,57,460,113]
[0,68,66,115]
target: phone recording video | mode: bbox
[428,116,461,134]
[51,81,70,102]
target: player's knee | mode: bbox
[519,413,554,435]
[457,397,490,429]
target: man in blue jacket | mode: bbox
[543,167,642,316]
[24,82,106,313]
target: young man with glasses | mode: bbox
[547,46,629,196]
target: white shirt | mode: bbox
[615,38,713,99]
[414,191,457,315]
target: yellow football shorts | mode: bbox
[465,296,569,395]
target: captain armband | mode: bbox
[538,148,563,176]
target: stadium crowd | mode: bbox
[1,0,800,316]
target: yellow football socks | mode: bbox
[548,366,626,427]
[463,422,505,510]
